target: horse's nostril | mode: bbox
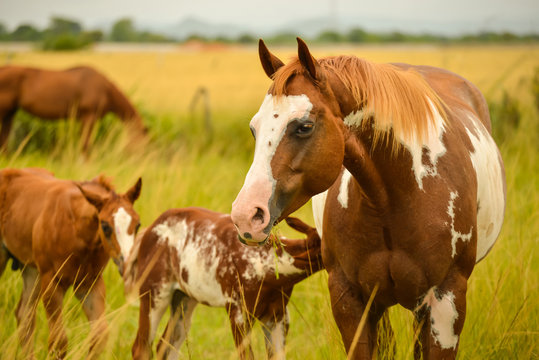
[252,207,265,226]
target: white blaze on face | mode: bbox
[465,117,505,262]
[113,207,134,260]
[235,94,313,215]
[420,287,460,350]
[153,219,232,307]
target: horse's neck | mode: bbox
[108,84,138,121]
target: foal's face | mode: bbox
[232,40,345,244]
[97,196,141,273]
[80,178,142,274]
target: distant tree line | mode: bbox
[0,16,538,51]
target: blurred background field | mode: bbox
[0,43,538,359]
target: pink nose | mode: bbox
[231,202,271,245]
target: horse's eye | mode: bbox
[295,122,314,137]
[101,222,112,237]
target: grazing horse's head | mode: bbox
[231,38,346,245]
[79,178,142,274]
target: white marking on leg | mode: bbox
[149,283,172,342]
[465,117,505,262]
[113,207,135,260]
[446,191,473,258]
[264,312,289,360]
[420,287,459,350]
[337,169,353,209]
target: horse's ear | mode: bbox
[126,177,142,203]
[259,39,284,79]
[77,184,107,211]
[297,37,319,80]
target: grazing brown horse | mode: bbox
[0,65,147,151]
[0,168,142,359]
[231,39,506,359]
[124,207,322,360]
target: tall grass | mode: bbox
[0,45,537,359]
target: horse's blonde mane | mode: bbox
[271,56,447,150]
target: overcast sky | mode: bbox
[1,0,538,34]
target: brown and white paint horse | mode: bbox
[0,65,148,152]
[0,168,141,359]
[231,39,506,359]
[124,207,322,360]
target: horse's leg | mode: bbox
[262,308,290,360]
[227,304,255,360]
[132,284,171,360]
[41,272,69,359]
[0,109,15,151]
[414,269,468,360]
[75,277,108,359]
[156,291,198,360]
[15,266,41,360]
[328,268,383,360]
[79,113,97,154]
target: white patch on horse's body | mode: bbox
[236,94,313,213]
[113,207,134,260]
[337,169,353,209]
[419,287,459,350]
[343,108,372,127]
[343,101,446,190]
[446,191,473,258]
[241,245,303,281]
[465,117,505,262]
[312,190,328,239]
[401,101,447,190]
[153,219,232,307]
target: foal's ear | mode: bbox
[259,39,284,79]
[297,37,319,80]
[125,177,142,203]
[78,184,107,211]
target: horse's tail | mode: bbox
[281,217,323,275]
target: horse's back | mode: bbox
[0,168,90,265]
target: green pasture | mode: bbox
[0,44,537,359]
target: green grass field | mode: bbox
[0,44,537,359]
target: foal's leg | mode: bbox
[227,304,255,360]
[75,277,108,359]
[41,273,69,359]
[15,266,41,359]
[156,291,198,360]
[414,270,468,360]
[132,284,172,360]
[262,308,290,360]
[328,268,383,360]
